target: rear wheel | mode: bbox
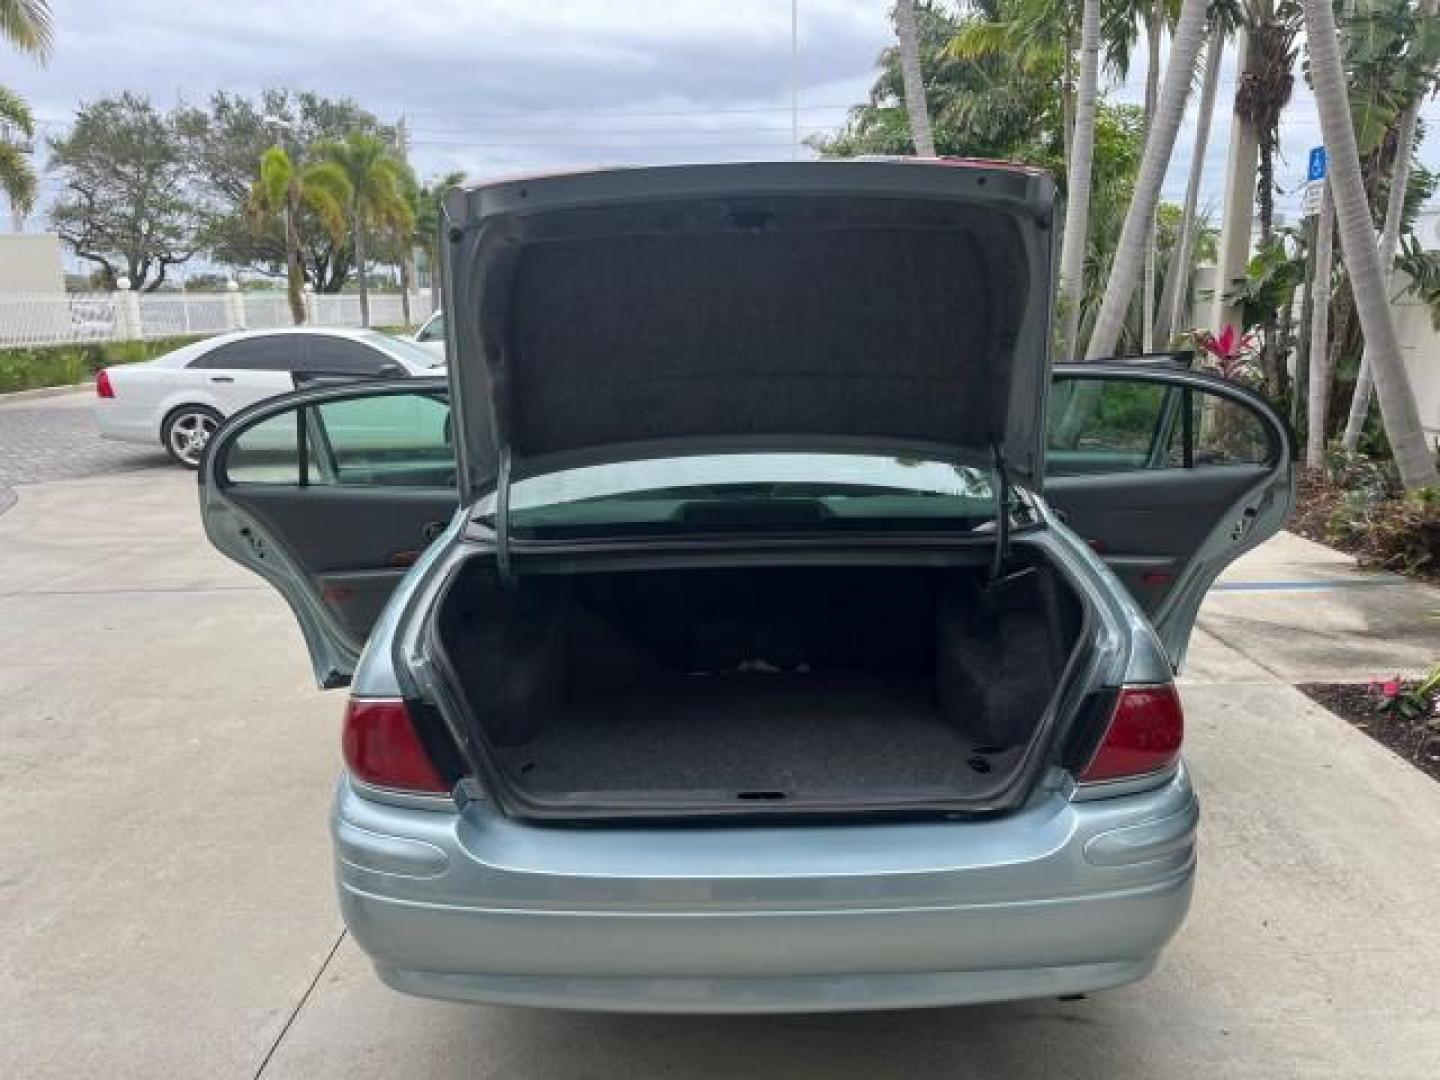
[162,405,223,468]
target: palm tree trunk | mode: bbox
[400,249,413,327]
[1305,0,1437,488]
[1341,0,1437,452]
[1158,26,1223,344]
[285,185,305,325]
[355,219,370,328]
[1086,0,1208,360]
[429,240,442,313]
[1305,184,1335,470]
[1057,0,1101,362]
[1141,5,1163,352]
[1213,30,1258,333]
[1062,29,1076,169]
[894,0,936,157]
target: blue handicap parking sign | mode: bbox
[1308,147,1327,182]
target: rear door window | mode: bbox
[189,335,304,371]
[301,336,394,377]
[1047,376,1273,475]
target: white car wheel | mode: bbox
[162,406,223,468]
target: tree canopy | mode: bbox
[46,92,201,291]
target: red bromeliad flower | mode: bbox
[1368,676,1403,701]
[1190,324,1260,383]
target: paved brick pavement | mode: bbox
[0,391,170,498]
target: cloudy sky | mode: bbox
[11,0,1440,245]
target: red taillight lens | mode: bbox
[95,369,115,398]
[342,698,447,794]
[1079,684,1184,784]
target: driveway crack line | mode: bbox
[252,928,347,1079]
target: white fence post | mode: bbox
[115,278,141,340]
[226,279,246,331]
[303,283,317,325]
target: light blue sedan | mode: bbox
[200,162,1292,1013]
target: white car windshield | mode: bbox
[368,331,444,369]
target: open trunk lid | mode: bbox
[439,160,1057,502]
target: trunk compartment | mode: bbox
[431,553,1087,818]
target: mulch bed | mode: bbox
[1299,683,1440,784]
[1288,472,1344,547]
[1287,471,1440,585]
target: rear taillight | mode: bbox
[95,369,115,398]
[1079,684,1184,784]
[342,698,448,794]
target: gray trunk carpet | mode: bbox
[496,670,1020,797]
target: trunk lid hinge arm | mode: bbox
[495,444,516,589]
[984,442,1033,601]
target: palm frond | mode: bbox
[0,0,53,60]
[250,145,293,216]
[0,139,36,214]
[301,185,348,245]
[0,82,34,135]
[944,20,1011,62]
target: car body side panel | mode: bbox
[94,359,292,446]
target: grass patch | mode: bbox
[0,336,209,394]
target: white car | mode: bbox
[93,327,444,467]
[412,310,446,363]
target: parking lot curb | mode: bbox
[0,382,94,405]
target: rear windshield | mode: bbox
[481,453,1009,537]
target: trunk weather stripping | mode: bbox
[494,445,516,588]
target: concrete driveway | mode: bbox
[3,461,1440,1078]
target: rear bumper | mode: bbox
[333,767,1197,1013]
[92,403,156,445]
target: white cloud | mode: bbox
[15,3,1439,223]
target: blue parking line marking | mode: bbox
[1214,579,1404,592]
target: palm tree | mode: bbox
[1,0,52,228]
[1139,0,1171,351]
[894,0,936,156]
[0,85,36,227]
[1057,0,1102,362]
[386,166,419,327]
[1234,0,1299,393]
[1086,0,1208,359]
[320,133,411,327]
[1341,0,1440,452]
[1303,0,1436,489]
[1157,5,1235,343]
[248,146,351,324]
[947,0,1076,162]
[1305,184,1335,469]
[1235,1,1298,248]
[415,170,465,313]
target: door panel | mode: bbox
[1045,365,1293,669]
[201,378,455,688]
[223,486,456,642]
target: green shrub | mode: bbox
[0,335,208,394]
[1330,485,1440,577]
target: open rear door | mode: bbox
[200,378,457,688]
[1044,363,1294,670]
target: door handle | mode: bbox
[420,520,446,542]
[209,376,234,384]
